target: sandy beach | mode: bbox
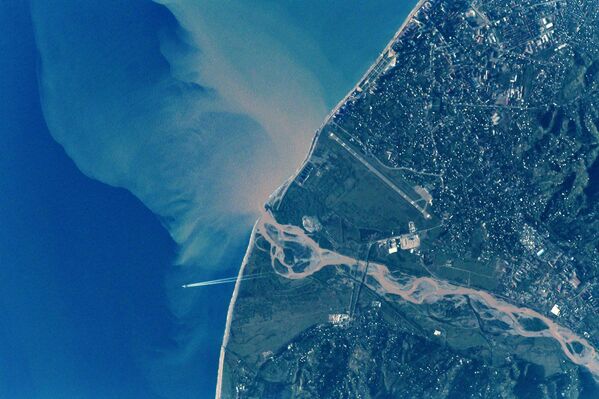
[215,221,259,398]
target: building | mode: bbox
[388,240,398,254]
[400,233,420,250]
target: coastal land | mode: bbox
[218,0,599,397]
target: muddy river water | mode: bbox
[256,211,599,376]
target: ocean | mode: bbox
[1,0,417,397]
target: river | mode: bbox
[254,210,599,377]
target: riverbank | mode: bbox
[254,210,599,376]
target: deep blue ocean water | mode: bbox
[1,2,240,397]
[1,1,416,397]
[1,3,173,397]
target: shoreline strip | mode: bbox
[215,221,259,399]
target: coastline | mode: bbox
[215,220,259,398]
[216,1,428,396]
[269,0,430,209]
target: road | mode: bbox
[328,132,432,219]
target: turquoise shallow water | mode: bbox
[250,0,420,107]
[1,0,416,397]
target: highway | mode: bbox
[328,132,432,219]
